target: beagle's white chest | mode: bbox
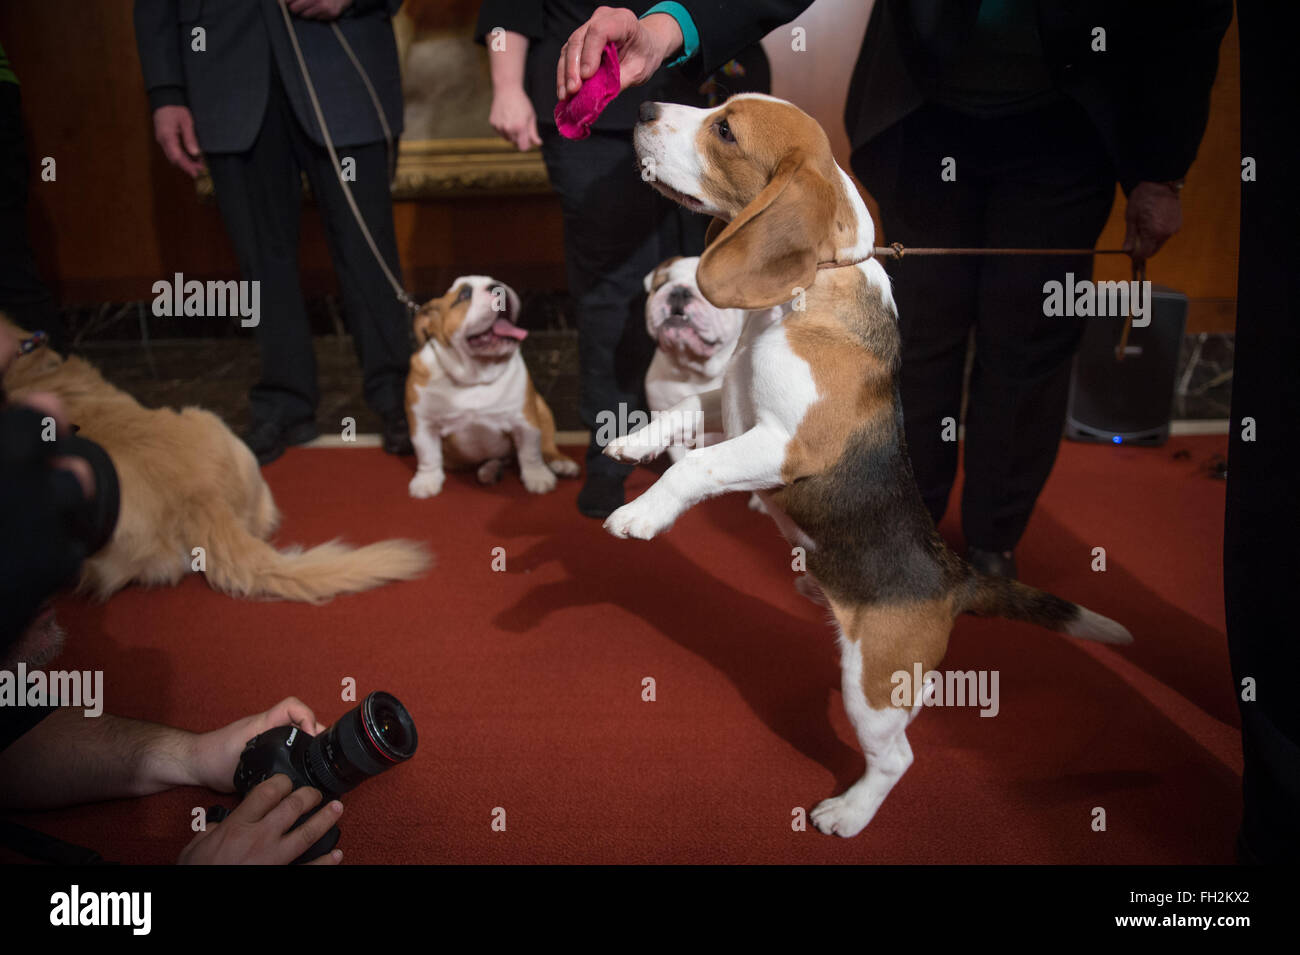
[721,304,819,442]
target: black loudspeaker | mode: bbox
[1065,284,1188,446]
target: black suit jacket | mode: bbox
[135,0,404,154]
[475,0,708,131]
[684,0,1232,194]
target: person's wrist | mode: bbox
[173,727,219,790]
[129,722,203,794]
[641,12,684,63]
[491,77,526,95]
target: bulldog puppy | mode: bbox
[405,276,578,498]
[643,255,744,464]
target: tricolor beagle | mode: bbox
[405,276,578,498]
[605,94,1132,837]
[643,255,744,464]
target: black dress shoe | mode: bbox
[243,418,318,466]
[577,470,626,519]
[967,546,1018,579]
[381,413,413,455]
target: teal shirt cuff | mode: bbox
[641,2,699,68]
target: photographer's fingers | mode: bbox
[265,696,325,736]
[283,799,344,863]
[231,773,295,824]
[304,848,344,865]
[264,781,324,837]
[176,822,216,864]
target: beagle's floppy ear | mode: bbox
[697,152,838,311]
[413,299,443,346]
[704,216,728,248]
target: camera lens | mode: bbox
[368,695,416,757]
[304,691,417,797]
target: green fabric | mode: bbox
[642,2,698,68]
[0,40,17,86]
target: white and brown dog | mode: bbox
[605,94,1132,837]
[405,276,578,498]
[643,255,744,463]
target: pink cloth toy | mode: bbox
[554,42,621,140]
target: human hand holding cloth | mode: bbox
[554,42,622,139]
[555,8,684,104]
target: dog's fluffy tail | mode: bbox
[203,515,431,603]
[960,574,1132,645]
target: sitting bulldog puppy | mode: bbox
[405,276,578,498]
[643,256,745,463]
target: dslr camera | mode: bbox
[210,691,417,863]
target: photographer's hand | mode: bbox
[188,697,327,793]
[178,774,344,865]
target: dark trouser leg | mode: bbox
[1230,1,1300,862]
[540,129,707,475]
[0,84,61,350]
[294,130,409,421]
[856,107,984,526]
[961,106,1115,551]
[205,74,317,427]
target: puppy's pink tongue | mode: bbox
[492,318,528,341]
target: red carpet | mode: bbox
[13,435,1239,864]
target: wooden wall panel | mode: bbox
[2,0,1239,332]
[0,0,566,306]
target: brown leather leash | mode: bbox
[827,244,1145,362]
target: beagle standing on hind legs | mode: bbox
[604,94,1132,838]
[405,277,578,499]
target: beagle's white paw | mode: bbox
[521,464,558,494]
[409,470,445,499]
[810,793,873,838]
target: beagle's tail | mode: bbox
[960,574,1132,645]
[203,513,432,603]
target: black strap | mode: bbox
[0,819,114,865]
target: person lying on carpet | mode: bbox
[0,326,343,865]
[0,692,344,866]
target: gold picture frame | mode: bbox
[196,1,551,201]
[391,137,550,199]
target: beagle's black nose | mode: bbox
[638,101,660,123]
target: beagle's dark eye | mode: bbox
[455,285,472,304]
[715,119,735,144]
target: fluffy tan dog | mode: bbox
[3,321,430,602]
